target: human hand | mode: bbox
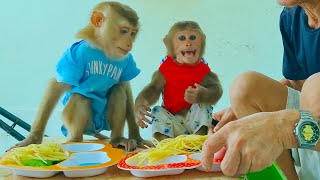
[184,83,206,104]
[213,107,237,132]
[134,102,154,128]
[201,110,299,176]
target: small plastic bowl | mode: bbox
[62,143,104,152]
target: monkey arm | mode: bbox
[197,71,223,105]
[135,70,166,107]
[28,78,70,141]
[122,81,140,136]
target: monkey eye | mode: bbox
[120,28,129,34]
[189,35,197,40]
[131,31,137,37]
[178,35,186,41]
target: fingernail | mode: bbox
[203,165,209,172]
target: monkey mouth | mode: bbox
[181,50,196,58]
[118,47,129,54]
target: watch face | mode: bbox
[299,121,320,144]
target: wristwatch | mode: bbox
[294,110,320,149]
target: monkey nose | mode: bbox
[127,44,132,50]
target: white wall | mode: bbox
[0,0,284,152]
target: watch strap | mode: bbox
[299,110,314,121]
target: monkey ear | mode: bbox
[163,36,168,45]
[90,11,104,27]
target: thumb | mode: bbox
[214,110,231,132]
[194,83,201,88]
[212,113,222,121]
[201,131,226,171]
[214,113,228,132]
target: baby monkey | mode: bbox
[12,1,151,151]
[135,21,223,141]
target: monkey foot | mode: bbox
[94,133,109,140]
[110,137,137,152]
[66,136,83,142]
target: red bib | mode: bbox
[159,56,211,114]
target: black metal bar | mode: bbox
[0,118,25,141]
[0,106,49,137]
[0,106,31,131]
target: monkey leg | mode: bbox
[153,132,170,142]
[195,126,208,135]
[62,93,90,142]
[107,83,138,152]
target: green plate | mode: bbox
[240,163,287,180]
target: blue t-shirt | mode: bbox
[55,40,140,135]
[280,6,320,80]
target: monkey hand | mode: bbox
[8,135,43,151]
[135,103,154,128]
[110,137,154,152]
[129,134,154,148]
[184,83,206,104]
[110,137,137,152]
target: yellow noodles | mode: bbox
[127,134,208,167]
[0,143,67,166]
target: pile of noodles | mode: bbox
[127,134,208,167]
[0,143,67,167]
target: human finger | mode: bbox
[220,145,241,176]
[212,109,226,121]
[214,108,233,132]
[214,112,233,132]
[236,151,252,175]
[201,131,226,171]
[249,154,273,172]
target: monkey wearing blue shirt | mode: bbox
[12,2,151,151]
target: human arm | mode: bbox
[213,78,304,133]
[134,70,166,128]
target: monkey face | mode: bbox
[173,30,202,65]
[98,13,138,60]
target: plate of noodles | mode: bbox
[118,134,213,177]
[0,142,125,178]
